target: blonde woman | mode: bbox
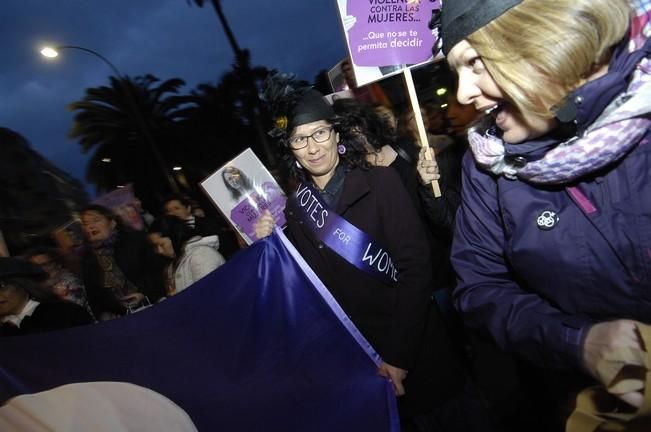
[437,0,651,428]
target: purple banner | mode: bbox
[344,0,440,67]
[0,231,399,431]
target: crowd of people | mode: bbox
[1,0,650,430]
[1,194,230,330]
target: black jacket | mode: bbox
[284,167,468,415]
[81,230,166,317]
[418,139,466,289]
[285,167,432,369]
[0,301,93,336]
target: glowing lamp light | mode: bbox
[436,87,447,96]
[440,103,449,109]
[101,158,112,163]
[40,47,59,58]
[172,166,182,171]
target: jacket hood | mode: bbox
[184,235,220,252]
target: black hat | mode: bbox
[441,0,522,55]
[0,257,45,280]
[262,72,334,141]
[288,89,334,130]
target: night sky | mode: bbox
[2,0,348,194]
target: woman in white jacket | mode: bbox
[149,216,225,295]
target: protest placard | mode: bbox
[93,184,145,231]
[336,0,441,87]
[200,148,287,245]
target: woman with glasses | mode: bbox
[256,82,478,430]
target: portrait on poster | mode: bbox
[200,149,287,245]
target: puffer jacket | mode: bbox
[451,10,651,369]
[173,235,225,294]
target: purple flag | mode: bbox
[0,230,398,431]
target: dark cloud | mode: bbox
[1,0,348,194]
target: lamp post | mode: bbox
[40,45,180,193]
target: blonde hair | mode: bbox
[468,0,631,118]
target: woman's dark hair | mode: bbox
[150,215,196,262]
[163,194,192,211]
[332,98,396,151]
[222,166,253,201]
[275,115,371,185]
[81,204,119,222]
[80,204,128,238]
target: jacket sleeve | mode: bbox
[417,144,464,234]
[378,168,433,370]
[450,154,591,369]
[116,231,166,303]
[188,248,225,283]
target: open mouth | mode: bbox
[483,103,503,117]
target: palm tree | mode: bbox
[186,0,242,59]
[185,0,274,166]
[172,63,271,167]
[69,74,186,199]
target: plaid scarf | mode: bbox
[468,0,651,185]
[92,231,138,300]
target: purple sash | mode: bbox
[294,183,398,285]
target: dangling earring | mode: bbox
[295,160,303,169]
[337,144,346,155]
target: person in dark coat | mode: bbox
[0,257,93,336]
[80,205,166,320]
[416,86,480,292]
[257,77,486,431]
[331,98,421,207]
[436,0,651,428]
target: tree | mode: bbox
[170,63,272,190]
[185,0,275,166]
[69,74,186,205]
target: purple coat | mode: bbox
[451,35,651,369]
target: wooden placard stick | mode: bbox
[403,67,442,198]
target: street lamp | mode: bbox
[40,44,180,193]
[40,45,121,78]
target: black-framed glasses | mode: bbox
[287,127,334,150]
